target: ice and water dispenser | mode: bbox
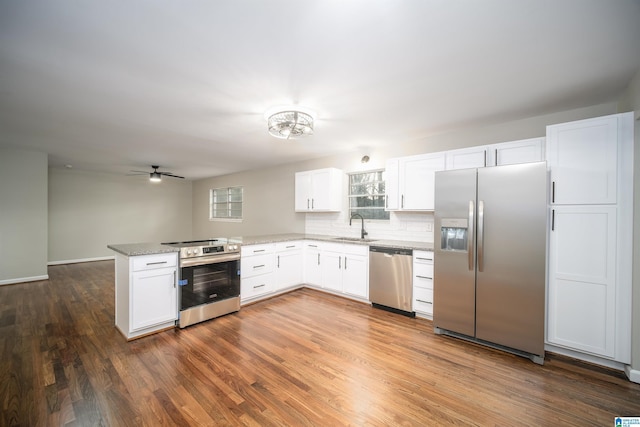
[440,218,468,251]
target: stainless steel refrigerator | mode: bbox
[433,162,547,364]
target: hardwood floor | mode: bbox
[1,260,639,426]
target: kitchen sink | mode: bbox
[332,237,377,243]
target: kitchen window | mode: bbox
[210,187,243,221]
[348,170,389,220]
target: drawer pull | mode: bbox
[253,284,265,289]
[286,245,295,248]
[146,261,168,266]
[253,264,265,269]
[253,249,266,253]
[415,257,433,261]
[416,275,432,280]
[308,244,318,248]
[416,299,432,305]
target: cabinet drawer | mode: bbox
[241,274,274,299]
[241,243,275,256]
[414,274,433,290]
[276,241,303,252]
[241,253,274,278]
[414,263,433,281]
[132,253,177,271]
[414,250,434,263]
[413,287,433,314]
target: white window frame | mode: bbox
[348,169,389,221]
[209,186,243,222]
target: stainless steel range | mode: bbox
[162,238,241,328]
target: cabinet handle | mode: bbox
[552,181,555,203]
[253,249,265,253]
[401,194,404,209]
[308,244,318,248]
[312,198,315,209]
[146,261,167,266]
[253,284,265,289]
[385,195,388,208]
[416,300,432,305]
[345,257,348,270]
[253,264,265,269]
[415,257,433,261]
[494,149,498,165]
[317,253,320,265]
[173,270,176,288]
[339,256,342,269]
[483,150,487,167]
[416,275,432,279]
[286,245,295,249]
[551,209,555,231]
[277,255,280,268]
[307,198,310,209]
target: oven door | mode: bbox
[179,254,240,310]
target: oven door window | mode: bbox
[180,260,240,310]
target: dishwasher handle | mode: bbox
[369,246,413,257]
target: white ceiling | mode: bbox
[1,1,639,180]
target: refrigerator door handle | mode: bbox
[468,200,475,271]
[477,200,485,272]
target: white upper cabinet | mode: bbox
[384,158,400,210]
[401,154,446,210]
[445,146,487,170]
[547,116,619,205]
[295,168,343,212]
[489,137,545,166]
[386,153,445,211]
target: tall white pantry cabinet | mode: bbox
[546,112,633,364]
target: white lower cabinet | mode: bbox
[241,240,370,303]
[547,205,618,359]
[241,243,275,302]
[412,250,434,317]
[320,243,369,299]
[115,252,178,340]
[303,241,322,286]
[274,241,303,291]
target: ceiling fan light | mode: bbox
[150,172,162,182]
[267,110,314,140]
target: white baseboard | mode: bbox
[625,366,640,384]
[0,274,49,286]
[48,256,115,266]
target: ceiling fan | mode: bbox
[128,165,184,182]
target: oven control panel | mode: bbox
[180,244,240,258]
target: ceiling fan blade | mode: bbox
[126,172,149,176]
[130,170,150,174]
[160,172,185,179]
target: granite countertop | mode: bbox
[233,233,434,251]
[108,234,433,257]
[107,242,180,257]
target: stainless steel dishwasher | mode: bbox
[369,246,414,317]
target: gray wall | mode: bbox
[49,168,193,263]
[193,162,306,238]
[0,148,48,284]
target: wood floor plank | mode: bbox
[1,260,640,426]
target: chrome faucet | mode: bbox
[349,213,368,239]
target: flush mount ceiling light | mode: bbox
[267,110,314,139]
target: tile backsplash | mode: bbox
[304,211,434,243]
